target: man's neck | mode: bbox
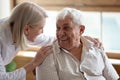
[69,44,83,61]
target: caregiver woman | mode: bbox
[0,2,53,80]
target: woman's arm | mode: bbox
[0,46,26,80]
[0,45,52,80]
[24,46,52,73]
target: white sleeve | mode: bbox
[28,34,56,47]
[36,53,59,80]
[0,40,26,80]
[101,51,119,80]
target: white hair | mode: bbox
[56,7,84,26]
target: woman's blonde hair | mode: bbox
[9,2,47,49]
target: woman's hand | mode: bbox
[24,45,52,73]
[84,36,104,49]
[33,46,53,65]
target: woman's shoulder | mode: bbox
[0,17,11,44]
[0,17,9,31]
[0,17,9,24]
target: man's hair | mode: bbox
[9,2,48,49]
[56,7,84,26]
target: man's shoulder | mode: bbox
[52,40,61,54]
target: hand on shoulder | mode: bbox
[83,36,104,50]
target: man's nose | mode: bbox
[59,29,65,35]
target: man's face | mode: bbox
[56,16,82,51]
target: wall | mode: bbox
[0,0,10,19]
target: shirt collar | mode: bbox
[52,36,95,54]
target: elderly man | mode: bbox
[36,8,119,80]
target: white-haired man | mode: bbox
[36,8,119,80]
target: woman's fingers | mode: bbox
[34,45,52,65]
[93,38,104,50]
[39,46,52,55]
[84,36,104,50]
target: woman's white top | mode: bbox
[36,37,119,80]
[0,18,55,80]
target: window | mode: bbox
[44,10,120,53]
[0,0,10,18]
[82,12,101,39]
[102,12,120,52]
[43,11,57,37]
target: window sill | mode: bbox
[106,52,120,59]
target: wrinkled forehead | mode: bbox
[56,15,73,25]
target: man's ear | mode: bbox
[80,25,85,34]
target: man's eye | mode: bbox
[64,26,70,30]
[57,27,60,31]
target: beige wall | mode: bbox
[0,0,10,18]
